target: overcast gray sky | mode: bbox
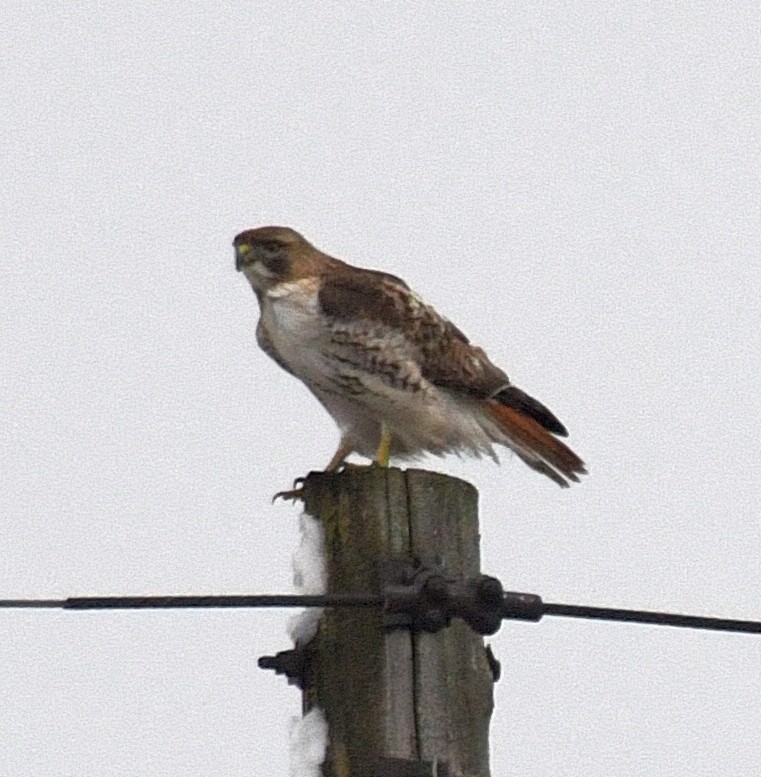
[2,3,759,775]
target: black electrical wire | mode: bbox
[542,602,761,634]
[0,594,383,610]
[1,593,760,635]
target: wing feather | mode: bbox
[318,266,579,475]
[318,269,509,397]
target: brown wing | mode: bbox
[318,267,570,437]
[318,267,510,397]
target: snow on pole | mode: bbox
[287,513,327,645]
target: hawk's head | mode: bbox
[233,226,310,290]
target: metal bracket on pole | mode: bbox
[382,556,539,636]
[259,558,545,685]
[258,643,313,689]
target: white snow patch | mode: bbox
[287,512,326,645]
[289,707,328,777]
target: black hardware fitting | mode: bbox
[382,557,529,636]
[258,644,313,689]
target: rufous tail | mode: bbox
[485,400,586,487]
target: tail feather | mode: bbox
[494,386,568,436]
[485,401,586,488]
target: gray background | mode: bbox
[2,3,759,775]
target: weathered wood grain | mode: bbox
[302,467,493,777]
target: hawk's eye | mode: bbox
[258,240,288,275]
[259,240,282,256]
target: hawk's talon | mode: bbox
[272,476,306,503]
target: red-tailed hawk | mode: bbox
[234,226,586,487]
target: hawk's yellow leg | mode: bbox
[375,423,392,467]
[325,438,355,471]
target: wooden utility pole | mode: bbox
[301,466,494,777]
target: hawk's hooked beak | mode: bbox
[235,243,252,272]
